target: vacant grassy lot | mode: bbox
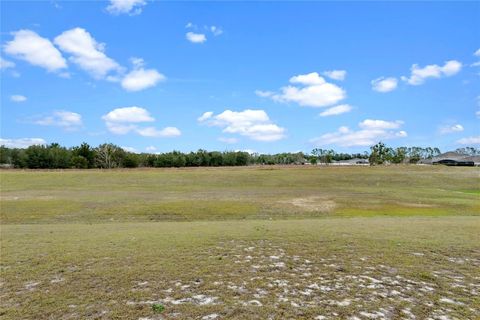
[1,166,479,319]
[1,166,479,223]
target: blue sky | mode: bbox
[1,0,479,154]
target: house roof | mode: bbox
[462,155,480,163]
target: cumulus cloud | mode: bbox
[310,119,406,147]
[198,109,286,142]
[121,58,165,91]
[102,106,154,123]
[401,60,462,85]
[186,32,207,44]
[289,72,325,86]
[319,104,352,117]
[439,124,464,134]
[0,138,46,148]
[4,29,67,72]
[10,95,27,102]
[102,106,180,138]
[323,70,346,81]
[359,119,403,130]
[0,57,15,69]
[136,126,181,137]
[371,77,398,92]
[34,110,82,130]
[54,28,121,79]
[106,0,146,15]
[456,136,480,145]
[258,72,346,108]
[197,111,213,122]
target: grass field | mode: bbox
[1,166,479,319]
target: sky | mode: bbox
[1,0,479,154]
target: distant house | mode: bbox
[461,156,480,166]
[332,158,369,166]
[431,152,476,167]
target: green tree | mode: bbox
[48,143,71,168]
[391,147,406,164]
[72,142,95,168]
[71,155,89,169]
[369,142,393,165]
[123,153,139,168]
[25,145,50,168]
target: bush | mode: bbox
[71,156,89,169]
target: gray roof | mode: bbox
[431,152,479,163]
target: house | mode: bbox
[431,152,476,166]
[462,156,480,166]
[332,158,369,166]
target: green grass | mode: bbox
[1,166,479,224]
[1,166,479,319]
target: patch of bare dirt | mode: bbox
[281,196,336,212]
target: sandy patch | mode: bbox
[281,196,336,212]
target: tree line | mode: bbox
[0,142,477,169]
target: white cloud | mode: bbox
[310,119,406,147]
[10,95,27,102]
[371,77,398,92]
[278,81,344,106]
[121,59,165,91]
[0,138,47,148]
[199,109,286,142]
[197,111,213,122]
[146,145,157,152]
[255,90,274,98]
[54,28,121,79]
[186,23,223,37]
[323,70,346,81]
[210,26,223,36]
[34,110,82,130]
[102,106,154,123]
[456,136,480,145]
[439,124,464,134]
[137,126,181,137]
[121,146,138,153]
[396,130,408,138]
[106,0,146,15]
[102,106,179,138]
[472,49,480,67]
[218,137,239,144]
[401,60,462,85]
[0,57,15,69]
[319,104,352,117]
[186,32,207,44]
[4,29,67,72]
[289,72,325,85]
[258,72,346,108]
[359,119,403,130]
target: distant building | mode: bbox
[430,152,477,167]
[460,155,480,166]
[331,158,369,166]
